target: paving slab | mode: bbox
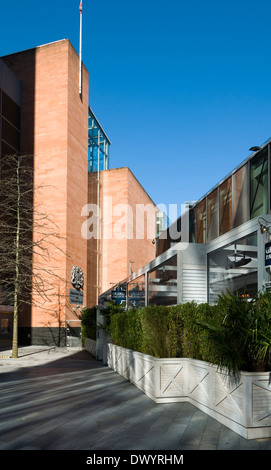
[0,345,270,459]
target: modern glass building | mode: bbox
[88,107,110,172]
[99,137,271,308]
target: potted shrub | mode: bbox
[197,290,271,376]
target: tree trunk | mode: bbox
[12,158,20,359]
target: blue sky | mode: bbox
[1,0,271,215]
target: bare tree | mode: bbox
[0,154,66,358]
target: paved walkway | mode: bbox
[0,346,271,452]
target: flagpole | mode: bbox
[79,1,83,96]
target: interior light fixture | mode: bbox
[231,255,252,268]
[227,246,252,269]
[227,255,252,269]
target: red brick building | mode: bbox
[87,167,157,307]
[0,40,157,346]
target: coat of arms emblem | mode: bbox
[71,265,84,291]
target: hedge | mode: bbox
[108,290,271,374]
[81,306,97,346]
[109,302,218,360]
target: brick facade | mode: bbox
[2,40,157,345]
[3,40,89,345]
[87,167,157,306]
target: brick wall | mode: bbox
[87,167,157,306]
[3,40,89,340]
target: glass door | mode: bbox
[0,316,12,340]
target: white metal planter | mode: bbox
[85,337,96,357]
[107,343,271,440]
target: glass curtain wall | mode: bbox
[219,177,232,235]
[207,189,219,241]
[208,233,258,304]
[250,148,268,219]
[194,199,207,243]
[232,164,249,228]
[88,107,110,172]
[148,255,177,305]
[156,143,271,257]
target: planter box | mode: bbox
[107,343,271,440]
[85,337,96,357]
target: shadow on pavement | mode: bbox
[0,346,105,382]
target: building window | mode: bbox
[127,275,145,309]
[194,199,207,243]
[219,177,232,235]
[250,148,268,219]
[232,164,249,228]
[189,208,196,243]
[2,118,20,151]
[2,91,21,130]
[88,107,110,172]
[148,255,177,306]
[0,318,11,335]
[207,189,219,241]
[0,89,21,156]
[208,232,257,304]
